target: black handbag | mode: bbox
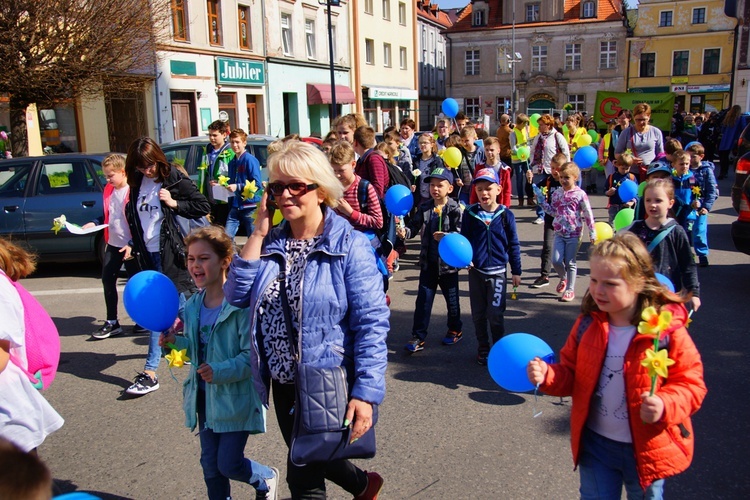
[277,261,378,466]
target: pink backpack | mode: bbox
[2,273,60,390]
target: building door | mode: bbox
[218,93,238,131]
[172,102,192,140]
[105,88,147,153]
[283,92,299,136]
[246,96,258,134]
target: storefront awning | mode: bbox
[307,84,356,105]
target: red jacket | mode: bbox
[469,163,512,207]
[540,304,706,489]
[101,183,130,244]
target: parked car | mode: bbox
[731,174,750,255]
[0,153,110,263]
[732,123,750,212]
[160,135,275,183]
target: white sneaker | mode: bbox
[256,467,279,500]
[532,217,544,225]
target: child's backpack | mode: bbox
[2,273,61,390]
[385,160,411,189]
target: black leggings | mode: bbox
[271,380,368,499]
[101,244,140,320]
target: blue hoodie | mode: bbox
[461,204,522,276]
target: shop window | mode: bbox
[39,107,80,153]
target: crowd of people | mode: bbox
[1,100,729,499]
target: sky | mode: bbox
[434,0,638,11]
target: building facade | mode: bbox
[443,0,628,129]
[627,0,736,114]
[725,0,750,111]
[416,0,452,131]
[350,0,420,131]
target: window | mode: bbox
[330,25,337,61]
[382,0,390,20]
[582,1,595,18]
[692,7,706,24]
[640,52,656,77]
[567,94,585,112]
[383,43,392,67]
[672,50,689,76]
[659,11,673,27]
[238,5,250,50]
[305,19,316,59]
[365,38,375,65]
[465,98,481,120]
[496,96,511,119]
[465,49,480,75]
[364,0,373,15]
[532,45,547,72]
[207,0,222,45]
[497,47,511,73]
[171,0,188,41]
[599,41,616,69]
[526,4,540,22]
[703,48,720,74]
[473,9,485,26]
[565,43,581,71]
[398,2,406,25]
[281,13,292,55]
[400,46,407,69]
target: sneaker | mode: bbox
[530,276,550,288]
[132,324,149,334]
[125,372,159,395]
[561,290,576,302]
[354,471,384,500]
[532,217,544,225]
[92,320,122,340]
[256,467,279,500]
[442,330,463,345]
[404,337,425,353]
[698,256,709,267]
[556,279,567,294]
[477,346,490,366]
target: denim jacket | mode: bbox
[224,208,389,406]
[175,291,265,433]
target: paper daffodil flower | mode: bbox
[433,205,443,216]
[412,168,422,179]
[241,179,259,200]
[691,186,702,197]
[638,306,672,336]
[641,347,675,379]
[165,348,190,368]
[217,175,231,187]
[51,215,67,234]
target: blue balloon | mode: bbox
[655,272,675,293]
[488,334,555,393]
[441,98,459,119]
[573,146,598,169]
[618,179,638,202]
[123,271,179,332]
[384,184,413,216]
[438,233,472,268]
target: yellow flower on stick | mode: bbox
[165,347,190,368]
[241,180,259,200]
[51,215,67,234]
[638,306,672,337]
[691,186,701,197]
[641,347,675,380]
[217,175,231,187]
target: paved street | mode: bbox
[25,176,749,499]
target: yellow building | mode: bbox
[627,0,736,113]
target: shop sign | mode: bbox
[672,85,687,92]
[671,76,689,84]
[216,57,265,86]
[628,87,671,93]
[368,87,419,100]
[687,84,730,93]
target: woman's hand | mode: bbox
[640,393,665,423]
[691,296,701,312]
[527,357,548,385]
[345,398,374,444]
[239,188,272,260]
[197,363,214,383]
[159,188,178,209]
[119,245,133,261]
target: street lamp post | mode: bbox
[509,0,519,120]
[321,0,340,123]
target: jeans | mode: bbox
[272,380,368,499]
[579,428,665,500]
[197,391,274,500]
[468,268,506,347]
[412,262,462,340]
[512,161,532,202]
[101,244,140,320]
[539,216,555,277]
[552,235,579,291]
[532,172,548,219]
[225,206,256,239]
[692,213,709,257]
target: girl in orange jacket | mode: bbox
[528,232,706,498]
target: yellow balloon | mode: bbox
[529,125,539,138]
[576,134,592,147]
[443,146,462,169]
[594,221,614,243]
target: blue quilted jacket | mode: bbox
[224,207,389,407]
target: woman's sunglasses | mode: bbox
[267,182,318,197]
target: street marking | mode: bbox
[31,286,125,296]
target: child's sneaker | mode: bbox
[256,467,279,500]
[442,330,463,345]
[530,276,549,288]
[532,216,544,225]
[125,372,159,395]
[92,320,122,339]
[698,256,709,267]
[556,279,567,294]
[404,337,425,353]
[561,290,576,302]
[476,345,490,365]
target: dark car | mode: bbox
[0,153,109,262]
[731,123,750,212]
[731,174,750,255]
[160,135,275,183]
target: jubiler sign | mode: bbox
[216,57,265,86]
